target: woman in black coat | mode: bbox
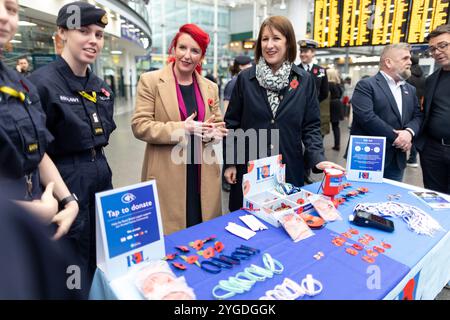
[327,68,344,150]
[223,16,344,212]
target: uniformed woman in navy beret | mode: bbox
[29,1,116,288]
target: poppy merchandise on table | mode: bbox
[212,253,284,300]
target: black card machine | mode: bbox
[349,210,395,232]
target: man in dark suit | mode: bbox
[351,43,423,182]
[416,24,450,193]
[298,39,329,103]
[298,39,329,184]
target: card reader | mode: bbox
[349,210,395,232]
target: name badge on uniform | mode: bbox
[98,95,111,101]
[90,112,104,136]
[59,95,81,104]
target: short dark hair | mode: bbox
[425,24,450,42]
[16,57,28,64]
[254,16,297,63]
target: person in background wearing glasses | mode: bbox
[416,24,450,194]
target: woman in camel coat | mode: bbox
[132,24,227,235]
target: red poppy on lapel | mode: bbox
[207,98,214,110]
[290,79,299,90]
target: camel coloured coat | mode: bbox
[132,63,222,235]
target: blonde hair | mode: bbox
[326,68,341,84]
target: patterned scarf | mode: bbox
[255,58,293,117]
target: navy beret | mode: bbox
[298,39,318,49]
[57,1,108,29]
[234,55,252,66]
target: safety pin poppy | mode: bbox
[189,239,204,250]
[203,235,217,243]
[171,262,187,270]
[345,248,358,256]
[366,249,378,257]
[214,241,224,253]
[332,236,346,247]
[198,246,215,259]
[357,187,369,194]
[163,253,178,261]
[373,246,385,254]
[180,255,201,267]
[343,182,352,188]
[362,255,375,264]
[381,241,392,249]
[175,245,190,253]
[189,235,217,250]
[363,234,375,241]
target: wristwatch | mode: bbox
[60,193,79,208]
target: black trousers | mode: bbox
[331,121,340,148]
[420,138,450,194]
[228,164,247,212]
[55,150,112,298]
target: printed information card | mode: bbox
[346,135,386,183]
[96,180,165,280]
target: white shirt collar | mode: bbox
[380,71,406,87]
[303,63,313,71]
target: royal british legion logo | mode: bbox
[359,172,370,179]
[127,251,144,267]
[256,165,273,181]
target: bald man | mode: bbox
[350,43,423,181]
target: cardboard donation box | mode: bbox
[242,155,314,227]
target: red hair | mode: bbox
[167,24,210,74]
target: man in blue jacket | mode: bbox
[350,43,423,182]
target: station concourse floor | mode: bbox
[106,98,449,300]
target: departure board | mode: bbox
[371,0,410,45]
[340,0,358,46]
[314,0,342,47]
[313,0,327,46]
[314,0,449,47]
[407,0,450,43]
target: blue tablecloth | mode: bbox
[302,181,450,268]
[164,209,409,300]
[90,180,450,300]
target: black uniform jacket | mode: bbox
[29,57,116,157]
[0,61,52,178]
[224,63,325,188]
[299,63,329,103]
